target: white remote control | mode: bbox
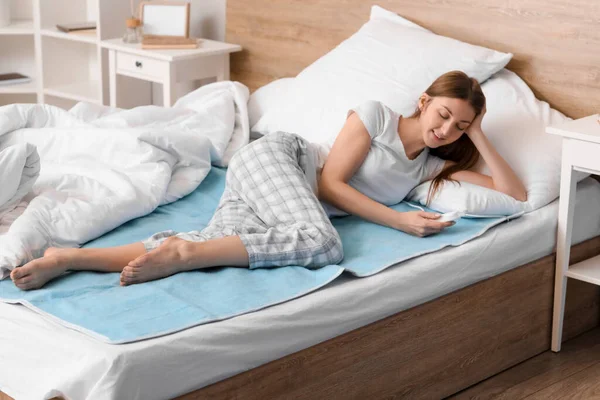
[438,211,465,223]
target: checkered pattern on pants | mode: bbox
[142,132,344,269]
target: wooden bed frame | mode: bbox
[180,237,600,399]
[1,1,598,400]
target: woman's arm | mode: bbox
[319,113,453,237]
[447,107,528,202]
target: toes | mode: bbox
[15,279,38,291]
[121,276,139,286]
[11,267,28,280]
[120,266,141,286]
[15,276,32,285]
[121,267,138,279]
[21,283,38,291]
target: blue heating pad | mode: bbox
[0,168,517,344]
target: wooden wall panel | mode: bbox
[227,0,600,118]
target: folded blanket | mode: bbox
[0,143,39,220]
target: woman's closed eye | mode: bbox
[440,111,468,131]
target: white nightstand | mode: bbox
[548,114,600,352]
[101,38,242,107]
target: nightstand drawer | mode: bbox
[116,52,168,82]
[563,138,600,173]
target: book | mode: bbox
[141,43,199,49]
[142,35,199,45]
[0,73,31,86]
[141,36,199,50]
[56,21,96,32]
[68,28,97,36]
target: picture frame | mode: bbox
[139,1,190,38]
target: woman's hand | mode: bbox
[466,104,486,136]
[451,102,528,202]
[394,211,455,237]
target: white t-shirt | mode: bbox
[316,100,445,217]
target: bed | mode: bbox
[0,179,599,400]
[2,0,600,399]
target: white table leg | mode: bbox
[551,146,577,352]
[216,54,230,81]
[163,64,177,107]
[108,49,117,108]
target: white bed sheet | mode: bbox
[1,178,600,400]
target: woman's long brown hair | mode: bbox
[410,71,486,205]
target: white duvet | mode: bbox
[0,142,40,233]
[0,81,250,279]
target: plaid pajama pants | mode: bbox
[142,132,344,269]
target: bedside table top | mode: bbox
[101,38,242,62]
[546,114,600,144]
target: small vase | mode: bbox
[123,17,142,43]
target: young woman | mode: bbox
[10,71,527,290]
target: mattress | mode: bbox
[1,177,599,400]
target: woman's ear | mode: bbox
[419,93,432,111]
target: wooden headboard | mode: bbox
[226,0,600,119]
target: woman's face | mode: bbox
[419,95,476,148]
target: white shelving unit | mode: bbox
[0,0,36,105]
[0,20,35,35]
[0,0,131,108]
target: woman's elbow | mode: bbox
[318,177,340,203]
[317,179,331,201]
[514,191,527,202]
[515,181,528,202]
[495,184,527,202]
[508,188,527,202]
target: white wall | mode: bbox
[189,0,226,41]
[151,0,227,104]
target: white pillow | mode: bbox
[248,78,295,128]
[407,68,588,215]
[252,5,512,145]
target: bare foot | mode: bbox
[120,237,193,286]
[10,247,72,290]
